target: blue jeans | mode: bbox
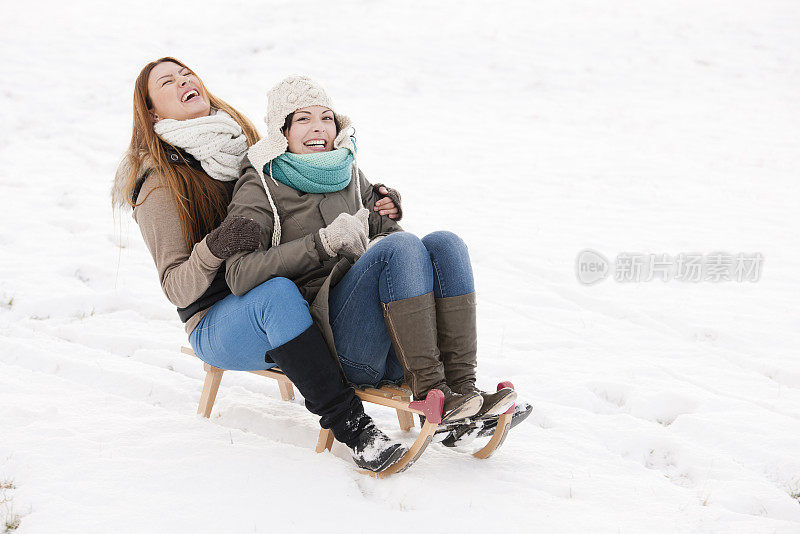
[328,231,475,386]
[189,277,313,371]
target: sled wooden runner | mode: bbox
[181,346,515,475]
[472,381,516,460]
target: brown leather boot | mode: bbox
[382,292,482,423]
[435,293,516,418]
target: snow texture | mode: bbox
[1,1,799,533]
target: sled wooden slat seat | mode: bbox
[180,345,415,428]
[181,345,515,476]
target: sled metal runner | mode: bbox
[181,346,515,476]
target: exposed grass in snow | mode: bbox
[0,479,21,533]
[788,480,800,503]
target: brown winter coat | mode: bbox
[116,156,229,336]
[225,161,403,358]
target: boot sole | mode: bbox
[440,392,484,424]
[478,388,518,418]
[354,443,408,473]
[441,401,534,448]
[476,401,534,438]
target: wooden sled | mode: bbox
[181,346,515,476]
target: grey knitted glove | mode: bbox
[318,208,370,258]
[205,216,262,260]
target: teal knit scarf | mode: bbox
[267,145,354,194]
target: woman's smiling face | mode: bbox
[284,105,337,154]
[147,61,210,121]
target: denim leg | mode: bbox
[329,232,433,386]
[189,277,313,371]
[385,345,405,381]
[420,231,475,298]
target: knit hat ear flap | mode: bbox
[333,113,354,152]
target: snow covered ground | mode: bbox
[1,0,799,532]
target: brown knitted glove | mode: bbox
[205,216,262,260]
[372,183,402,221]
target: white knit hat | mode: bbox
[246,75,361,247]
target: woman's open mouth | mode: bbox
[304,139,327,151]
[181,89,199,102]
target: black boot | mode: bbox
[265,324,405,471]
[345,411,407,472]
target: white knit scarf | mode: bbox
[154,109,248,182]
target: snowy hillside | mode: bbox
[1,0,799,532]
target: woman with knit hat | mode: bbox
[226,75,522,433]
[115,58,407,472]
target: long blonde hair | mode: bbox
[119,57,260,250]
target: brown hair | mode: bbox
[120,57,260,250]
